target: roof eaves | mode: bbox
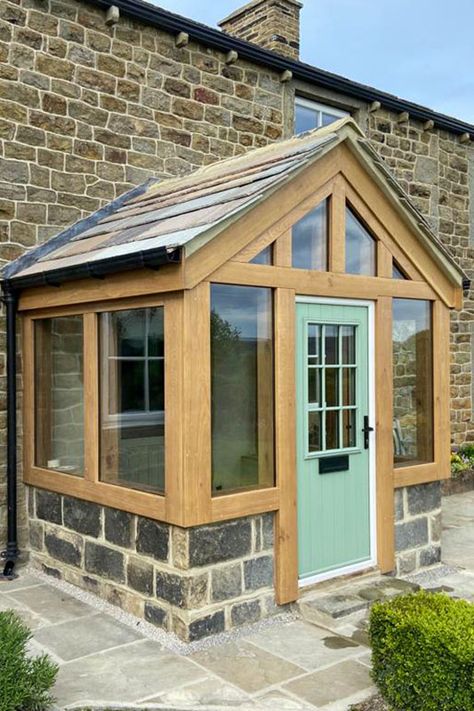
[86,0,474,138]
[2,178,157,283]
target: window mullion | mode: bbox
[84,312,99,482]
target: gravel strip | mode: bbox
[23,565,297,656]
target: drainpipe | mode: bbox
[1,283,18,579]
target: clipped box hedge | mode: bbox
[369,591,474,711]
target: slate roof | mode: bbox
[3,119,466,289]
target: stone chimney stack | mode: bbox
[218,0,302,61]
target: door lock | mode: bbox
[362,415,374,449]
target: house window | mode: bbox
[211,284,274,494]
[34,315,84,475]
[393,299,433,467]
[99,307,165,493]
[295,97,348,135]
[346,207,376,276]
[292,199,328,270]
[250,243,273,265]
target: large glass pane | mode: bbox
[346,207,376,275]
[211,285,274,494]
[34,316,84,475]
[292,200,328,270]
[393,299,433,467]
[100,307,165,494]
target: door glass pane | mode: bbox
[326,411,339,450]
[34,316,84,476]
[100,307,165,494]
[393,299,433,467]
[325,325,339,364]
[346,207,376,275]
[342,368,355,406]
[341,326,355,364]
[343,409,356,448]
[308,324,321,361]
[325,368,339,407]
[211,285,274,494]
[292,200,328,270]
[308,411,322,452]
[250,244,273,265]
[308,367,321,405]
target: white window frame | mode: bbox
[101,308,165,430]
[294,96,349,133]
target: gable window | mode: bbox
[292,199,328,270]
[250,243,273,265]
[392,261,408,279]
[346,207,376,276]
[99,307,165,493]
[295,97,348,135]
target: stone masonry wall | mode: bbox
[394,481,442,575]
[28,487,276,642]
[0,0,291,551]
[366,110,473,445]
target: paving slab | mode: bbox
[247,619,364,671]
[143,676,251,707]
[284,659,374,708]
[54,639,206,706]
[5,584,95,623]
[254,689,315,709]
[190,640,306,695]
[34,611,144,661]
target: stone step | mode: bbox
[297,576,420,627]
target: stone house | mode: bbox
[0,0,472,635]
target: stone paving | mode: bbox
[0,489,473,710]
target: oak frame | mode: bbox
[21,145,461,606]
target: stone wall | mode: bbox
[394,481,442,575]
[0,0,291,550]
[28,487,276,642]
[366,110,473,445]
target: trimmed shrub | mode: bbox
[0,610,58,711]
[369,591,474,711]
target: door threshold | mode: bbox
[299,560,377,590]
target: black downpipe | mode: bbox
[1,284,18,579]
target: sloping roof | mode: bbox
[87,0,474,139]
[3,119,466,289]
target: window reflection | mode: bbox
[292,200,328,270]
[211,285,274,494]
[346,208,376,275]
[393,299,433,467]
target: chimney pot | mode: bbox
[219,0,303,60]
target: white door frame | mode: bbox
[295,296,377,588]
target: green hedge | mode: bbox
[0,610,58,711]
[369,591,474,711]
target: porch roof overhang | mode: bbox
[2,119,467,294]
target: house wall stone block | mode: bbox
[27,487,277,642]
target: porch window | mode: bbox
[346,207,376,275]
[99,307,165,493]
[211,284,274,494]
[392,299,433,467]
[292,199,328,270]
[34,315,84,475]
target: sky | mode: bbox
[151,0,474,124]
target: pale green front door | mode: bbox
[296,301,373,581]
